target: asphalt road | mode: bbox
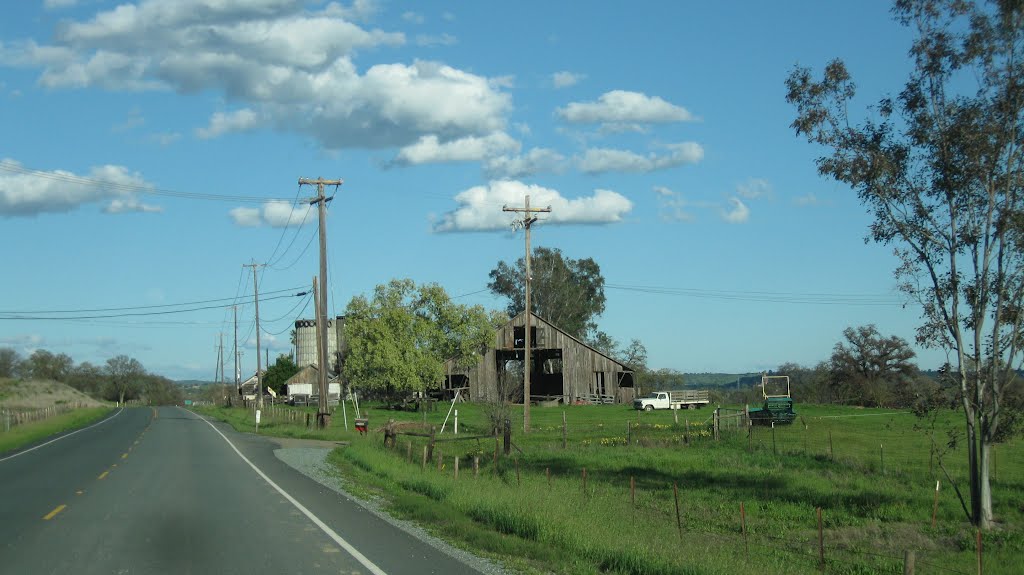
[0,406,485,575]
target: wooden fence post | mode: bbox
[903,550,915,575]
[454,456,459,480]
[407,441,413,463]
[828,431,834,461]
[437,449,443,472]
[427,426,437,462]
[817,507,825,572]
[713,408,720,441]
[976,529,982,575]
[932,480,940,528]
[421,445,428,471]
[503,419,511,456]
[562,410,567,449]
[673,482,682,540]
[741,501,749,562]
[673,407,678,425]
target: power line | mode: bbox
[0,161,295,203]
[0,286,305,314]
[265,183,312,268]
[604,284,904,306]
[0,292,306,320]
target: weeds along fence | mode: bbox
[352,429,987,575]
[0,402,93,432]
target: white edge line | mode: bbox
[188,408,388,575]
[0,406,124,463]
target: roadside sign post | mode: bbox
[255,409,261,433]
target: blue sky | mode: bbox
[0,0,949,381]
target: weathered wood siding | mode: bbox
[446,312,635,404]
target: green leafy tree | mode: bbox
[263,354,299,396]
[0,348,22,379]
[140,373,184,406]
[786,0,1024,527]
[67,361,106,397]
[105,355,144,404]
[488,247,606,339]
[23,349,73,382]
[829,325,919,407]
[343,279,497,399]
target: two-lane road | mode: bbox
[0,406,486,575]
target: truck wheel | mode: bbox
[687,404,696,410]
[644,405,654,412]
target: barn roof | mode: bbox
[449,310,634,372]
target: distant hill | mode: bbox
[176,380,217,387]
[683,373,762,389]
[0,378,107,410]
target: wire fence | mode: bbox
[0,402,94,432]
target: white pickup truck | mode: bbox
[633,390,710,411]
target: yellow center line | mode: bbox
[75,490,84,495]
[98,471,109,480]
[43,504,66,521]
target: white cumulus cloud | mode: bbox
[484,148,567,179]
[557,90,695,126]
[1,1,512,150]
[392,132,520,165]
[0,158,159,217]
[230,200,314,228]
[196,109,260,139]
[578,143,704,174]
[104,197,163,214]
[721,197,750,224]
[433,180,632,232]
[551,71,584,89]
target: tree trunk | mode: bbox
[119,390,125,406]
[967,418,981,527]
[980,440,993,528]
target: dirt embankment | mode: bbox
[0,378,107,410]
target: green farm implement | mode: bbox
[748,374,796,425]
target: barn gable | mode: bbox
[444,311,635,405]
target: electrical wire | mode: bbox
[0,292,306,320]
[265,183,312,268]
[0,286,306,314]
[604,283,904,306]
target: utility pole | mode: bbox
[503,195,551,433]
[233,306,239,390]
[244,262,265,410]
[299,177,343,429]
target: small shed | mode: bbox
[444,311,635,405]
[284,365,341,404]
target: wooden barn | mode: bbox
[443,311,636,405]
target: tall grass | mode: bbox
[199,401,1022,574]
[0,407,113,455]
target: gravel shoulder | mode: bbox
[274,446,513,575]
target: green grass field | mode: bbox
[196,401,1023,574]
[0,407,114,455]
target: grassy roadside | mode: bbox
[0,407,115,455]
[196,402,1023,575]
